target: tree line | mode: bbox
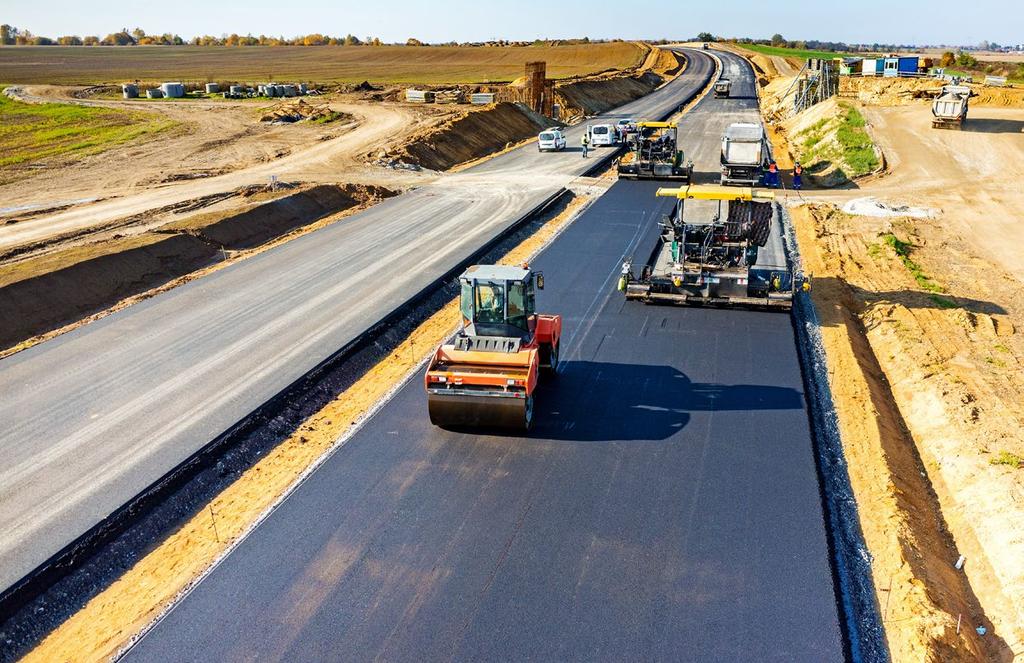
[0,26,615,48]
[0,25,390,46]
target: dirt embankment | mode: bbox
[554,48,683,119]
[555,72,663,117]
[840,76,1024,108]
[794,204,1024,660]
[0,184,394,351]
[385,101,556,171]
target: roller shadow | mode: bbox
[528,360,804,441]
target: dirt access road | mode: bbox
[789,105,1024,657]
[0,87,441,255]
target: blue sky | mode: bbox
[3,0,1021,45]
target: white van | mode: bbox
[588,123,617,147]
[537,129,567,152]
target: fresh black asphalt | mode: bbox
[125,51,845,661]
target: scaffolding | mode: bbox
[786,58,839,114]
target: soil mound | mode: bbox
[393,102,555,171]
[0,184,396,350]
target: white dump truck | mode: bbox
[720,123,771,186]
[931,85,971,129]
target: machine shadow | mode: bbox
[961,118,1024,134]
[529,360,804,442]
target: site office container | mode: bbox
[884,56,919,77]
[861,58,884,76]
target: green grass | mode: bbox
[0,89,175,171]
[793,103,878,183]
[990,451,1024,469]
[736,43,856,61]
[879,233,945,293]
[835,105,878,176]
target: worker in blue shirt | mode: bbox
[793,161,803,190]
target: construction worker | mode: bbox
[581,132,589,158]
[793,161,803,190]
[767,160,779,188]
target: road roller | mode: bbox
[425,264,561,431]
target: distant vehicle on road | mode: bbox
[537,129,567,151]
[713,78,732,98]
[720,122,771,186]
[616,118,636,140]
[588,123,618,147]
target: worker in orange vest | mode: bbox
[766,160,779,188]
[793,161,803,190]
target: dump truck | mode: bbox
[619,185,800,310]
[713,78,732,98]
[617,121,694,181]
[425,264,560,431]
[720,122,771,186]
[931,85,970,129]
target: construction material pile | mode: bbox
[259,99,346,123]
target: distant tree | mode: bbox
[977,40,990,51]
[406,37,423,46]
[102,31,135,46]
[770,33,785,47]
[343,34,361,46]
[371,37,382,46]
[696,32,715,42]
[956,51,978,67]
[83,35,99,46]
[58,35,83,45]
[0,24,15,45]
[32,36,55,45]
[939,51,956,67]
[131,27,146,41]
[172,34,184,45]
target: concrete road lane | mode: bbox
[0,52,713,596]
[125,52,844,661]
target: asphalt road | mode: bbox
[0,52,713,597]
[126,50,844,661]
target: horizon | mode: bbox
[3,0,1022,46]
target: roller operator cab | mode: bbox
[425,265,561,431]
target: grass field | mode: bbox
[737,43,854,61]
[0,92,175,175]
[0,43,645,86]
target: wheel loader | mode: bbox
[619,185,802,310]
[425,264,561,431]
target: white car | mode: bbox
[537,129,567,152]
[588,123,618,147]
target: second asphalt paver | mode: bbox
[126,50,844,661]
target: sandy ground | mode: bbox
[727,41,1024,658]
[0,87,450,256]
[788,97,1024,659]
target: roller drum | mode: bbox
[427,393,533,431]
